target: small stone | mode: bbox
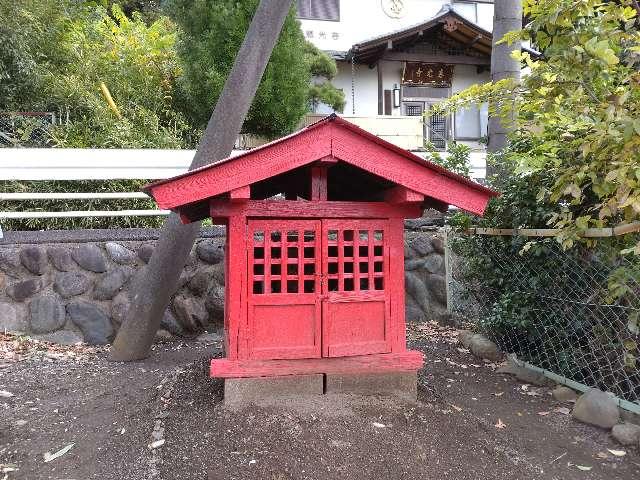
[34,330,83,346]
[6,278,43,302]
[196,239,225,265]
[19,246,47,275]
[93,267,133,301]
[611,423,640,446]
[204,286,225,324]
[160,309,185,336]
[155,329,174,342]
[469,333,502,361]
[173,295,208,332]
[105,242,137,265]
[54,272,91,298]
[137,244,154,264]
[410,236,433,256]
[423,254,444,274]
[188,270,211,296]
[552,386,579,403]
[458,330,475,349]
[425,273,447,305]
[67,301,113,345]
[0,302,27,334]
[431,236,445,254]
[29,296,66,334]
[403,240,414,259]
[72,244,107,273]
[572,389,620,429]
[47,247,75,271]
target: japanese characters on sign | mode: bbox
[401,62,454,87]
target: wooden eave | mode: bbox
[144,114,498,218]
[349,9,492,65]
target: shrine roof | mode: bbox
[144,114,498,217]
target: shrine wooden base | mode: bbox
[210,351,424,378]
[213,351,423,405]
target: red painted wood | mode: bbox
[209,200,421,220]
[144,115,497,215]
[388,217,407,353]
[225,214,247,360]
[310,166,328,201]
[384,186,424,204]
[147,126,331,210]
[210,350,424,378]
[230,185,250,200]
[245,219,322,360]
[322,219,392,357]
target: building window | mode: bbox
[296,0,340,21]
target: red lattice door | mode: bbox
[247,220,322,360]
[321,220,392,357]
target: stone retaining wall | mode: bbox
[0,225,447,345]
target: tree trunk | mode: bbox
[487,0,522,174]
[109,0,294,361]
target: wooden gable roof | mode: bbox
[144,114,498,217]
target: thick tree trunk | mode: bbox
[487,0,522,174]
[110,0,294,361]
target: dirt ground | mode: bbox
[1,324,639,480]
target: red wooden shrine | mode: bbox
[144,114,497,380]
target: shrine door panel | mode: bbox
[247,220,321,360]
[322,220,391,357]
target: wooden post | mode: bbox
[110,0,295,361]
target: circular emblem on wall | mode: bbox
[381,0,407,19]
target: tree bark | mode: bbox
[110,0,294,361]
[487,0,522,174]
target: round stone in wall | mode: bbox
[423,254,444,274]
[47,247,75,272]
[409,236,434,256]
[29,295,66,334]
[19,246,48,275]
[425,273,447,305]
[431,236,445,254]
[66,301,114,345]
[0,302,27,334]
[93,267,133,301]
[196,239,225,265]
[6,278,43,302]
[105,242,137,265]
[173,295,208,332]
[54,272,92,298]
[0,250,22,277]
[110,293,130,327]
[204,285,225,324]
[72,244,107,273]
[137,244,154,264]
[160,309,185,336]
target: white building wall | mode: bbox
[299,0,494,52]
[451,64,490,139]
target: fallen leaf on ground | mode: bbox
[607,449,626,457]
[372,422,386,428]
[0,390,14,398]
[538,411,550,416]
[554,407,571,415]
[596,452,609,459]
[495,418,506,429]
[576,465,592,471]
[148,439,165,449]
[449,404,462,412]
[492,392,504,397]
[43,443,74,463]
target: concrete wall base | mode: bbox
[224,374,324,406]
[325,371,418,402]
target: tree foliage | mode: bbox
[305,42,345,112]
[437,0,640,255]
[166,0,311,138]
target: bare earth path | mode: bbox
[1,325,639,479]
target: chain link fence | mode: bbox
[447,231,640,408]
[0,112,57,147]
